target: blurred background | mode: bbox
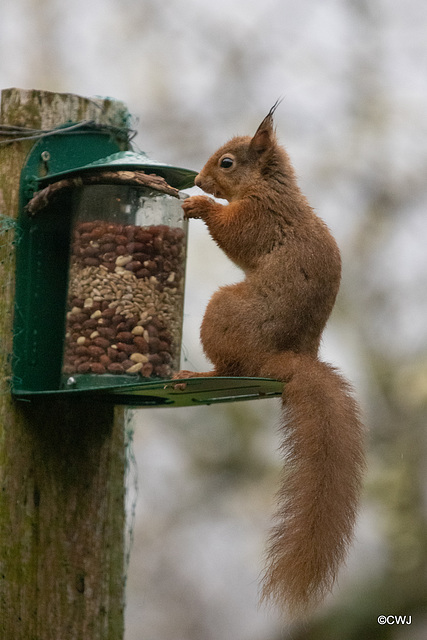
[2,0,427,638]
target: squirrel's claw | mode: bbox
[172,369,198,391]
[181,195,214,219]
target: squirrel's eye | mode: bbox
[219,156,234,169]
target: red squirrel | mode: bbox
[174,103,365,617]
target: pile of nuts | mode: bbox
[62,219,186,379]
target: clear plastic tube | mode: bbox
[62,184,187,382]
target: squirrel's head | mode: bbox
[194,101,288,201]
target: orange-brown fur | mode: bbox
[176,105,365,617]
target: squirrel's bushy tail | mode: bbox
[260,352,365,617]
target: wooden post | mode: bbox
[0,89,128,640]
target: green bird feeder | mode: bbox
[12,124,283,406]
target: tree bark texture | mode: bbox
[0,88,128,640]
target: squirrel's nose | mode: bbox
[194,174,202,188]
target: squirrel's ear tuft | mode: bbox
[250,99,282,155]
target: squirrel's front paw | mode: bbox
[181,195,215,220]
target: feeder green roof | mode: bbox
[44,150,198,190]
